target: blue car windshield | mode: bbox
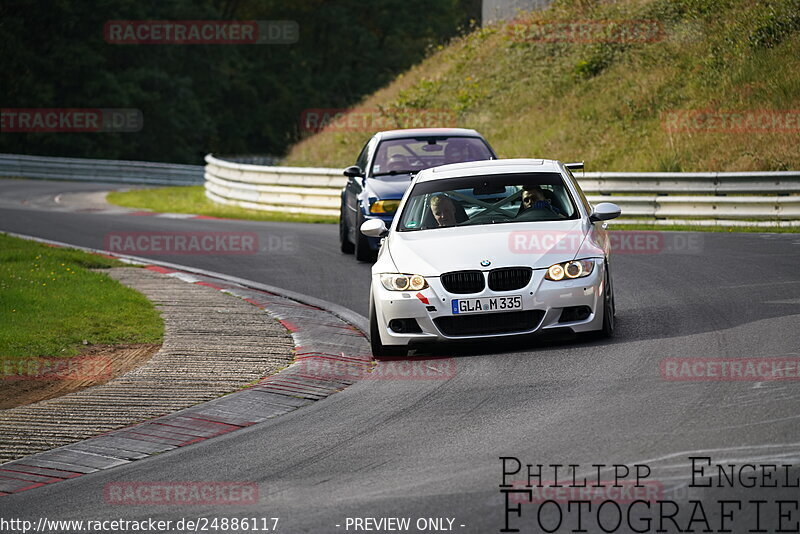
[397,173,579,231]
[371,137,493,176]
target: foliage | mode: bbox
[0,0,478,163]
[284,0,800,172]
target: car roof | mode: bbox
[415,158,565,183]
[374,128,483,141]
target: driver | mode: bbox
[519,186,565,217]
[429,195,458,227]
[386,154,408,172]
[443,142,468,165]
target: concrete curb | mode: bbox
[0,232,372,497]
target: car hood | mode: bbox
[365,175,414,199]
[386,220,589,276]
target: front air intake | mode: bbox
[434,310,544,336]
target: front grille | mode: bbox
[440,270,485,294]
[488,267,532,291]
[434,310,544,337]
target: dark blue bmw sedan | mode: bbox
[339,128,497,261]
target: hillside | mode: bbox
[284,0,800,171]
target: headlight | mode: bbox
[545,260,594,281]
[370,200,400,214]
[380,273,428,291]
[547,264,565,281]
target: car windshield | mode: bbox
[371,137,493,176]
[397,173,579,231]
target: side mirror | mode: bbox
[589,202,621,222]
[360,218,388,238]
[343,165,364,178]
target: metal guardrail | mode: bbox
[1,153,796,225]
[576,171,800,195]
[204,154,344,216]
[0,153,204,186]
[205,154,800,225]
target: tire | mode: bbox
[339,202,354,254]
[598,263,615,338]
[369,294,406,358]
[355,209,376,262]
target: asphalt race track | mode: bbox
[2,179,799,533]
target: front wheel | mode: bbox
[339,202,354,254]
[369,294,406,358]
[598,263,615,338]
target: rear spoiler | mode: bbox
[565,161,584,171]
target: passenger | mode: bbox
[429,195,459,227]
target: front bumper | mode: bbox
[372,263,605,347]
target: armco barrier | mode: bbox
[1,153,796,225]
[205,154,800,225]
[204,154,344,216]
[0,153,203,186]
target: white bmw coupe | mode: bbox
[360,159,621,357]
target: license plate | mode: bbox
[451,295,522,315]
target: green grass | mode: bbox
[107,186,337,224]
[284,0,800,172]
[0,234,164,360]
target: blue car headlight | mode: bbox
[370,200,400,214]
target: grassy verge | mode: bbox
[107,186,337,224]
[0,234,164,360]
[284,0,800,172]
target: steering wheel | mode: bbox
[516,208,564,222]
[462,213,513,226]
